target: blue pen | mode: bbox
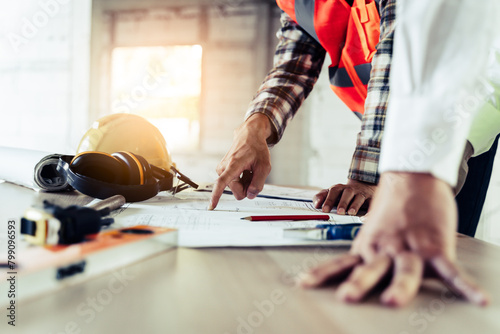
[283,223,361,240]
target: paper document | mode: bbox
[257,184,319,202]
[196,183,318,202]
[113,189,361,247]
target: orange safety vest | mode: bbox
[276,0,380,119]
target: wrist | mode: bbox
[243,113,274,141]
[379,172,452,195]
[347,178,376,186]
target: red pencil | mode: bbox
[241,214,330,221]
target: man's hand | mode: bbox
[299,172,489,307]
[208,114,273,210]
[313,179,376,215]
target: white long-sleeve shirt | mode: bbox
[379,0,500,187]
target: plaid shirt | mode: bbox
[245,0,396,184]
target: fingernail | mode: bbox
[322,205,331,213]
[296,272,319,288]
[207,201,214,210]
[313,200,319,208]
[348,208,356,216]
[472,291,490,307]
[247,192,257,199]
[381,291,402,307]
[337,283,360,302]
[337,208,345,215]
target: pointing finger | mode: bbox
[209,166,245,210]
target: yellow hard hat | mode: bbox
[77,114,173,171]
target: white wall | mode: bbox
[89,0,279,184]
[0,0,92,153]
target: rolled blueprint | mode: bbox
[0,146,71,191]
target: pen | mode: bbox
[284,223,361,240]
[241,214,330,221]
[196,189,313,202]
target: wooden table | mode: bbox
[1,182,500,334]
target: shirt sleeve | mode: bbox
[245,11,326,146]
[348,0,397,185]
[378,0,499,187]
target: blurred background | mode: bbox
[0,0,499,245]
